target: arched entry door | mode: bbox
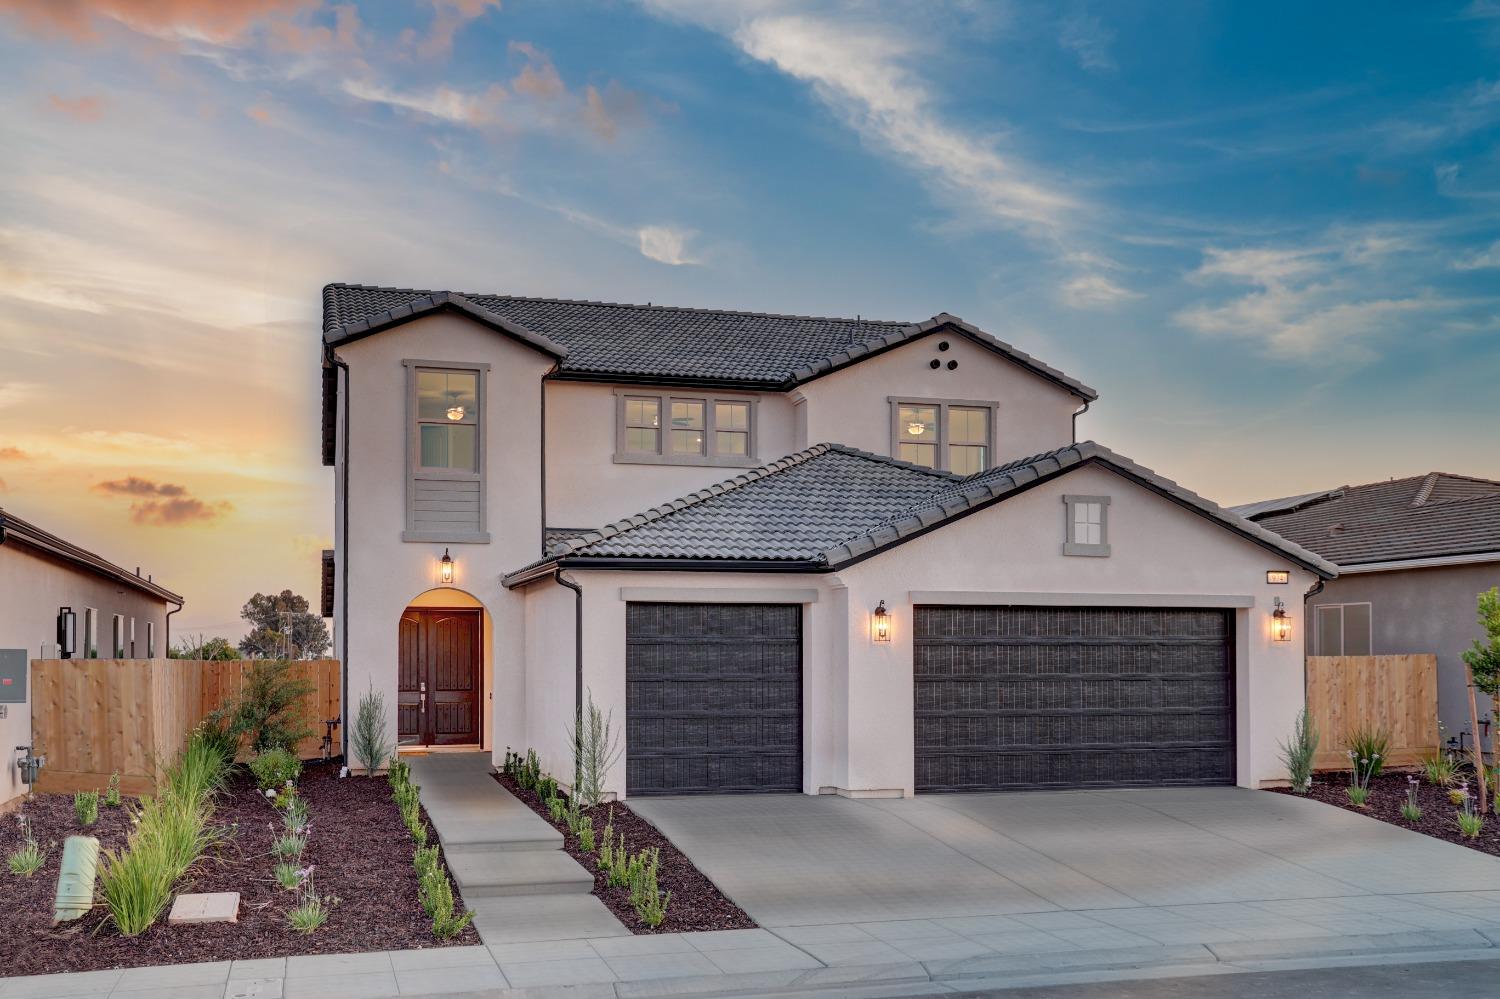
[398,606,481,746]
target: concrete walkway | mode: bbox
[406,753,625,942]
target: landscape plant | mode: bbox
[1424,752,1456,787]
[274,862,305,890]
[1278,709,1318,794]
[1401,775,1423,822]
[74,789,100,826]
[104,771,123,808]
[597,809,615,871]
[577,815,595,853]
[567,690,623,808]
[351,685,392,776]
[1344,726,1389,780]
[1459,784,1485,839]
[1345,749,1373,806]
[218,659,316,753]
[388,761,473,938]
[287,871,337,933]
[249,747,302,791]
[627,846,670,927]
[1463,587,1500,811]
[7,816,44,877]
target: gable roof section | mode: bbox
[322,284,1097,399]
[0,508,184,605]
[504,440,1335,585]
[1236,472,1500,567]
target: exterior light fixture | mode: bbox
[56,606,77,659]
[1271,597,1292,643]
[871,600,891,643]
[440,548,454,585]
[446,405,466,421]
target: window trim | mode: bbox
[1061,493,1111,557]
[1314,602,1373,657]
[886,397,997,474]
[403,359,491,544]
[613,388,759,467]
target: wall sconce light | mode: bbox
[56,606,77,660]
[871,600,891,643]
[440,548,454,585]
[1271,597,1292,642]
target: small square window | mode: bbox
[1062,495,1111,557]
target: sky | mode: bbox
[1,0,1498,638]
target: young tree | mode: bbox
[238,590,331,660]
[170,634,240,660]
[1462,587,1500,811]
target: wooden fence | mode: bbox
[1307,654,1438,771]
[29,658,341,796]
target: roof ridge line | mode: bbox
[544,443,837,559]
[324,282,911,328]
[823,443,962,481]
[1411,472,1441,507]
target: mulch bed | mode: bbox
[0,759,476,977]
[494,773,754,934]
[1271,769,1500,856]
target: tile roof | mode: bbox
[322,284,1097,398]
[1237,473,1500,567]
[0,507,184,604]
[505,441,1336,584]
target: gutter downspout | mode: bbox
[165,602,183,656]
[552,569,583,792]
[1071,400,1091,444]
[332,350,352,760]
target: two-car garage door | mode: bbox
[623,601,1234,795]
[914,606,1235,792]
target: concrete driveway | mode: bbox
[631,788,1500,929]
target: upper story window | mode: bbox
[404,360,489,543]
[615,390,757,467]
[1314,603,1372,656]
[889,398,994,474]
[1062,494,1111,557]
[112,614,125,658]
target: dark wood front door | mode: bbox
[398,607,482,747]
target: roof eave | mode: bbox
[0,512,186,605]
[323,292,568,359]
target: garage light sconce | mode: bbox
[440,548,454,586]
[56,607,77,660]
[871,600,891,643]
[1271,597,1292,642]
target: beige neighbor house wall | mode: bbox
[544,382,796,530]
[795,334,1085,466]
[520,464,1313,800]
[0,540,174,808]
[1308,561,1500,744]
[332,313,553,760]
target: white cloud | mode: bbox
[637,225,698,266]
[1058,10,1114,72]
[1059,273,1139,308]
[341,78,500,125]
[1455,239,1500,270]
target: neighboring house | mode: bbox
[322,284,1334,797]
[1237,474,1500,746]
[0,507,184,807]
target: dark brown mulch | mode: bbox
[0,759,477,977]
[494,773,755,934]
[1270,769,1500,855]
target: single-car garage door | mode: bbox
[626,602,802,795]
[914,606,1234,792]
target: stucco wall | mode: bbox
[1310,562,1500,745]
[544,382,795,530]
[525,463,1312,800]
[0,541,173,807]
[333,313,553,760]
[796,335,1084,465]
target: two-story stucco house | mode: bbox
[321,284,1335,798]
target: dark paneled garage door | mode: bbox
[626,602,802,795]
[914,606,1234,792]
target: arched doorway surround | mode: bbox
[398,588,490,748]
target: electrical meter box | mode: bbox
[0,649,26,703]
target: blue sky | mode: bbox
[1,0,1497,634]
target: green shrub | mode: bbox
[192,719,240,769]
[418,865,474,939]
[568,690,622,808]
[547,795,565,823]
[7,831,44,877]
[1347,785,1370,806]
[1278,709,1318,794]
[564,797,582,835]
[577,815,595,853]
[165,731,230,804]
[627,847,669,928]
[538,775,557,801]
[413,844,440,880]
[274,862,306,890]
[272,832,307,861]
[249,747,302,791]
[1424,753,1456,787]
[1344,726,1390,780]
[220,659,315,753]
[597,810,615,871]
[288,882,337,933]
[1459,810,1485,839]
[137,794,217,878]
[74,790,100,826]
[387,758,412,787]
[99,839,175,935]
[392,779,420,812]
[104,772,123,808]
[351,686,392,777]
[607,833,630,888]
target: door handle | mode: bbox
[420,692,427,712]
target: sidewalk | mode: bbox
[10,921,1500,999]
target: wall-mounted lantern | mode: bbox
[56,607,77,659]
[440,548,454,585]
[871,600,891,643]
[1271,597,1292,642]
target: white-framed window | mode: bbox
[615,390,757,466]
[111,614,125,658]
[146,621,156,658]
[83,608,98,658]
[403,360,488,543]
[887,397,995,474]
[1314,603,1372,656]
[1062,494,1111,557]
